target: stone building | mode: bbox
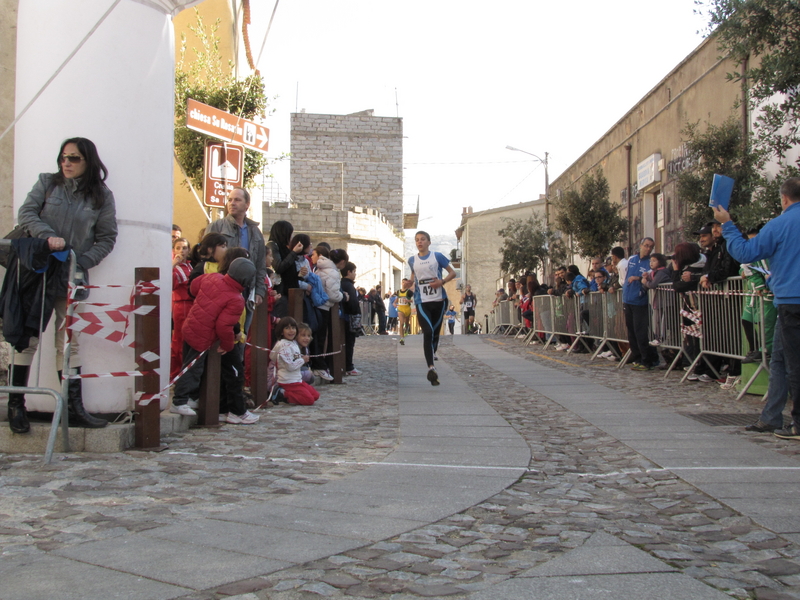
[548,35,744,256]
[456,198,546,317]
[282,109,406,293]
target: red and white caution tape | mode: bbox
[136,349,208,405]
[244,341,341,358]
[66,369,160,379]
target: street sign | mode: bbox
[186,99,269,154]
[203,142,243,209]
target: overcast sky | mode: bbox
[250,1,710,236]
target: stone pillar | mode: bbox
[13,0,200,412]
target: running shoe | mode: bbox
[427,368,440,386]
[648,339,661,346]
[774,424,800,440]
[169,404,196,416]
[720,375,740,390]
[226,410,260,424]
[346,368,362,376]
[399,338,405,345]
[187,399,199,409]
[697,374,716,383]
[630,363,651,371]
[313,369,334,382]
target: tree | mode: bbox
[174,10,270,192]
[553,169,627,259]
[699,0,800,166]
[497,214,565,277]
[676,116,793,234]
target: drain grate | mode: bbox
[679,412,762,427]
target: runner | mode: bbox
[461,284,477,333]
[394,278,414,345]
[407,231,456,386]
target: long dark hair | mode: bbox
[289,233,311,252]
[269,220,293,251]
[672,242,701,269]
[52,137,108,209]
[197,232,227,260]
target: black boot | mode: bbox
[8,365,30,434]
[60,369,107,428]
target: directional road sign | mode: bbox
[186,99,269,154]
[203,142,243,209]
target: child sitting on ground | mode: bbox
[170,257,260,424]
[269,317,320,406]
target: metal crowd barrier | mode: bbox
[489,276,770,395]
[359,299,375,335]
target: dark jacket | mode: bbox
[0,238,70,351]
[340,278,360,315]
[703,239,740,286]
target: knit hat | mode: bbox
[227,257,256,286]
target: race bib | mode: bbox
[464,300,473,308]
[398,296,410,306]
[418,278,443,302]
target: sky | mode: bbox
[249,1,711,236]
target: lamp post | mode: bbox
[505,146,549,228]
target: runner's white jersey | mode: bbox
[409,251,450,304]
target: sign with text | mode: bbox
[186,99,269,154]
[203,142,243,209]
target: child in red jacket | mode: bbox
[171,257,259,424]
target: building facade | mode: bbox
[549,35,744,256]
[457,199,546,317]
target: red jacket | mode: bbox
[182,273,244,352]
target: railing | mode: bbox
[485,277,770,397]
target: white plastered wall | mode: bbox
[13,0,199,412]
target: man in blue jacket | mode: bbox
[714,177,800,440]
[623,237,657,370]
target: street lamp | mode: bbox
[505,145,549,227]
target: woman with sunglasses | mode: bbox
[8,137,117,434]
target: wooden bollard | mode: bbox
[249,299,270,407]
[198,340,220,427]
[134,267,161,449]
[288,288,304,322]
[331,302,345,384]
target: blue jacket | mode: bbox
[622,253,651,306]
[722,202,800,305]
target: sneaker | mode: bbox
[720,375,740,390]
[313,369,334,382]
[774,424,800,440]
[187,399,199,410]
[598,351,612,359]
[226,410,260,424]
[427,368,440,386]
[631,363,651,371]
[745,420,778,433]
[604,353,618,362]
[697,374,716,383]
[170,403,196,416]
[399,338,405,345]
[434,354,439,361]
[741,350,762,364]
[346,368,361,376]
[649,339,661,346]
[686,373,700,381]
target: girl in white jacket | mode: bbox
[309,246,346,379]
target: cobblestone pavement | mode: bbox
[2,334,800,600]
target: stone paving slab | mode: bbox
[0,553,191,600]
[144,519,365,562]
[54,534,288,590]
[211,502,427,541]
[467,572,734,600]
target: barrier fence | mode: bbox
[485,277,771,399]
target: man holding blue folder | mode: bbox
[714,177,800,440]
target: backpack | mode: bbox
[305,271,329,308]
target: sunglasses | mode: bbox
[60,155,84,164]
